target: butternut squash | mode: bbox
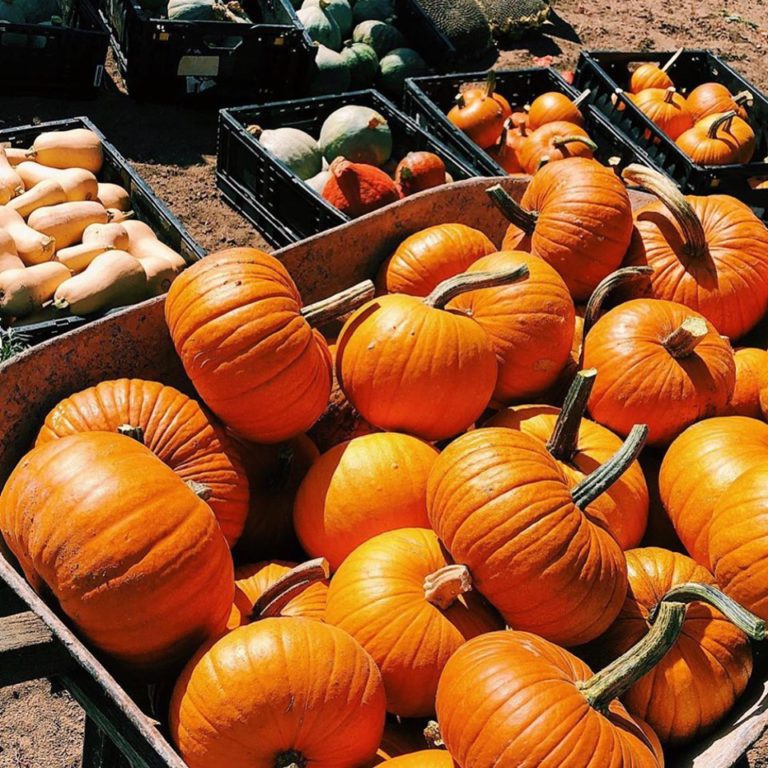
[28,201,109,250]
[97,183,131,212]
[121,220,187,270]
[27,129,103,174]
[138,253,183,297]
[15,163,98,202]
[0,208,55,265]
[0,149,24,204]
[81,222,130,251]
[105,209,134,224]
[53,250,148,315]
[7,179,67,218]
[0,262,71,317]
[55,243,114,273]
[3,147,27,167]
[0,231,23,274]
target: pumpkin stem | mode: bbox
[662,316,708,358]
[424,564,473,609]
[571,424,648,510]
[661,47,684,72]
[536,155,551,171]
[117,424,145,444]
[483,69,497,98]
[424,720,444,748]
[186,480,213,502]
[546,369,598,463]
[300,280,375,327]
[275,751,307,768]
[423,264,529,309]
[663,86,677,103]
[250,558,330,621]
[551,135,599,152]
[733,90,753,107]
[246,125,264,139]
[621,164,707,259]
[707,110,738,139]
[578,600,687,711]
[454,93,466,110]
[486,184,537,235]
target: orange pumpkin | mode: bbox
[727,348,768,417]
[630,62,674,93]
[489,158,634,301]
[448,92,507,149]
[0,432,233,674]
[427,426,641,645]
[458,72,512,119]
[525,91,585,130]
[396,151,447,196]
[35,378,249,548]
[633,87,693,140]
[584,299,736,445]
[676,111,756,165]
[293,431,438,570]
[376,223,495,297]
[323,157,402,217]
[165,248,372,444]
[590,547,753,745]
[487,120,524,174]
[446,250,575,403]
[621,165,768,339]
[518,121,597,174]
[325,527,502,717]
[385,752,456,767]
[686,82,751,122]
[169,618,386,768]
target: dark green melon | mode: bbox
[410,0,492,56]
[474,0,550,41]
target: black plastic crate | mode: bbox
[90,0,314,101]
[0,116,204,346]
[217,89,479,248]
[574,50,768,210]
[0,0,109,96]
[403,67,665,177]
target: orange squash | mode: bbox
[526,91,586,130]
[517,120,597,174]
[633,87,693,140]
[27,128,103,174]
[676,111,755,165]
[448,82,507,149]
[323,157,401,217]
[458,72,512,121]
[487,120,524,174]
[727,348,768,417]
[384,752,456,767]
[686,82,751,122]
[630,61,675,93]
[395,152,447,196]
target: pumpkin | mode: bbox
[487,119,524,174]
[325,527,502,716]
[486,369,650,549]
[458,71,512,121]
[590,547,754,745]
[446,249,576,404]
[319,104,393,166]
[676,110,755,165]
[353,0,394,22]
[517,120,597,174]
[336,264,528,441]
[376,223,495,296]
[309,44,352,95]
[621,164,768,339]
[525,90,586,130]
[322,157,401,217]
[0,433,233,674]
[378,48,428,96]
[352,19,405,57]
[341,41,379,88]
[303,0,352,36]
[727,348,768,417]
[488,157,634,301]
[447,86,507,149]
[385,753,455,767]
[227,559,329,629]
[293,431,438,569]
[169,618,386,768]
[632,87,693,140]
[630,61,675,93]
[395,152,447,196]
[584,299,736,446]
[686,82,751,122]
[246,125,322,181]
[165,247,373,443]
[427,425,643,645]
[297,4,342,50]
[35,379,249,548]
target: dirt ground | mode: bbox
[2,0,768,765]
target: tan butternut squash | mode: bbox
[27,129,103,174]
[53,250,148,315]
[28,201,109,250]
[3,147,27,167]
[55,243,115,273]
[97,183,131,212]
[15,163,98,202]
[0,231,23,274]
[81,222,130,251]
[0,262,71,317]
[7,180,67,219]
[0,149,24,204]
[105,209,134,224]
[138,253,183,297]
[0,208,55,265]
[122,220,187,270]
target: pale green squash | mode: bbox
[297,4,342,50]
[377,47,427,95]
[319,105,392,166]
[351,19,404,57]
[302,0,352,37]
[340,41,379,88]
[249,126,323,181]
[309,44,352,95]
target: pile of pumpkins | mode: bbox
[297,0,428,95]
[252,103,453,216]
[0,128,187,323]
[6,154,768,767]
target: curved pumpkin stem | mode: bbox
[551,135,599,152]
[424,263,529,309]
[734,90,753,107]
[546,369,597,463]
[486,184,538,235]
[117,424,145,444]
[661,47,684,73]
[662,316,708,358]
[621,164,707,259]
[185,480,213,502]
[424,720,444,748]
[571,424,648,510]
[707,109,737,138]
[300,280,374,327]
[250,558,330,621]
[424,564,473,609]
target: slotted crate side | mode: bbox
[574,50,768,207]
[217,89,479,248]
[390,0,459,67]
[0,0,108,96]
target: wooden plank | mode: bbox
[82,716,131,768]
[0,611,73,685]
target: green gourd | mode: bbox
[302,0,352,37]
[352,0,395,23]
[377,47,428,95]
[167,0,216,20]
[319,105,392,166]
[309,44,352,95]
[248,126,323,181]
[340,41,379,88]
[297,4,342,50]
[351,19,404,57]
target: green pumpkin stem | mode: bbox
[300,280,375,327]
[250,558,330,621]
[486,184,538,235]
[424,264,529,309]
[117,424,145,444]
[571,424,648,510]
[707,109,738,139]
[546,369,598,463]
[424,564,473,609]
[662,316,708,358]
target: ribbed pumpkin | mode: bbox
[169,618,386,768]
[517,121,597,174]
[590,547,753,745]
[427,426,639,645]
[633,87,692,139]
[0,433,234,674]
[384,752,456,767]
[489,158,634,301]
[728,348,768,417]
[584,299,736,445]
[459,72,512,119]
[395,152,447,196]
[336,265,529,441]
[448,74,510,149]
[525,91,585,130]
[621,165,768,339]
[376,223,496,297]
[293,432,438,570]
[323,157,401,217]
[676,111,756,165]
[487,121,524,174]
[630,62,674,93]
[35,378,249,548]
[659,416,768,568]
[325,527,502,717]
[165,248,372,443]
[446,250,575,403]
[686,83,750,122]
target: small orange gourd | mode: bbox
[686,82,751,122]
[525,90,586,130]
[676,111,755,164]
[323,157,401,217]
